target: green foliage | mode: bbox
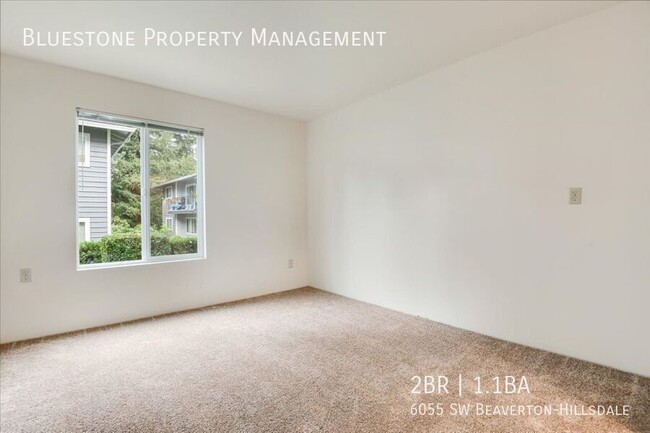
[101,233,142,262]
[151,231,172,257]
[149,130,197,178]
[169,236,198,255]
[111,218,140,235]
[79,231,197,264]
[111,130,142,227]
[79,241,103,264]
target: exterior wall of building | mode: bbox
[174,214,197,237]
[176,178,197,209]
[78,126,110,241]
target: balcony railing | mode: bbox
[164,196,197,214]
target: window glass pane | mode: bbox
[186,218,197,235]
[77,122,141,265]
[148,128,199,257]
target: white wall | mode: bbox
[0,55,308,343]
[308,2,650,377]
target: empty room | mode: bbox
[0,1,648,432]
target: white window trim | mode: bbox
[164,186,174,199]
[165,217,174,232]
[186,217,197,235]
[78,218,91,242]
[78,132,90,167]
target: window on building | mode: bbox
[78,218,90,242]
[76,109,205,268]
[186,184,196,209]
[186,217,197,235]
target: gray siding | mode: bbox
[174,214,198,237]
[78,127,110,241]
[176,178,197,201]
[176,214,189,236]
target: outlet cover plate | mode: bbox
[569,187,582,205]
[20,268,32,283]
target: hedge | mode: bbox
[151,232,172,257]
[79,241,103,264]
[103,232,142,262]
[79,233,197,264]
[169,236,197,255]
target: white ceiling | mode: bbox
[1,1,616,120]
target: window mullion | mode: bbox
[197,135,205,257]
[140,126,151,262]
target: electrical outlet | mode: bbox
[569,187,582,205]
[20,268,32,283]
[288,259,294,269]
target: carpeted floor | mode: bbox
[1,287,648,433]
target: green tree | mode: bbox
[111,130,141,227]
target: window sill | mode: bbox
[77,254,206,271]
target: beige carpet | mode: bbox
[1,287,648,433]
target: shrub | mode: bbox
[101,232,142,262]
[151,231,172,257]
[78,231,197,264]
[111,218,140,235]
[79,241,103,264]
[170,236,197,255]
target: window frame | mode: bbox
[165,217,174,232]
[75,109,206,270]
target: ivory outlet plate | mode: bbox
[569,188,582,205]
[20,268,32,283]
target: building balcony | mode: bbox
[164,196,197,214]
